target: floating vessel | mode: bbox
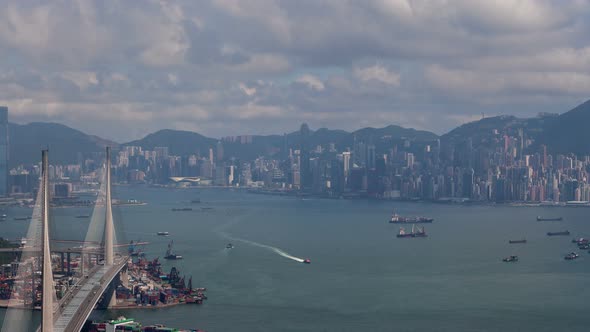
[396,227,413,238]
[572,238,588,245]
[502,255,518,262]
[509,239,527,244]
[13,216,32,221]
[191,198,201,203]
[225,243,234,249]
[164,240,183,260]
[547,231,570,236]
[397,225,427,238]
[303,258,311,264]
[171,208,192,211]
[564,252,579,260]
[75,215,90,218]
[389,211,433,224]
[156,231,169,236]
[537,216,563,221]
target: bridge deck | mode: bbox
[42,256,129,332]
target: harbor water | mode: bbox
[1,186,590,331]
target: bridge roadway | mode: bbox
[36,255,129,332]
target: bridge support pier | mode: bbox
[66,252,71,275]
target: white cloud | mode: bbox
[295,74,325,91]
[354,65,401,86]
[239,83,257,96]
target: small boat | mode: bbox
[164,240,183,260]
[303,259,311,264]
[157,231,170,236]
[537,216,563,221]
[509,239,527,244]
[502,255,518,262]
[547,231,570,236]
[226,243,234,249]
[579,244,590,250]
[171,208,192,211]
[564,252,579,260]
[572,238,589,245]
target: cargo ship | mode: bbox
[509,239,527,244]
[547,231,570,236]
[396,225,427,238]
[86,317,205,332]
[537,216,563,221]
[389,211,433,224]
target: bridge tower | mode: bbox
[41,150,54,331]
[105,146,114,265]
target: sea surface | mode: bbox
[1,186,590,331]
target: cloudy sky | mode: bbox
[1,0,589,142]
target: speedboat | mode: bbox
[303,259,311,264]
[226,243,234,249]
[565,252,579,260]
[502,255,518,262]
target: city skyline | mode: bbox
[1,1,590,141]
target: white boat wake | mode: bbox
[220,232,305,263]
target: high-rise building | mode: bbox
[0,107,7,197]
[216,141,224,161]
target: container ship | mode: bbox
[389,211,433,224]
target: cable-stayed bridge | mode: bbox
[1,147,129,332]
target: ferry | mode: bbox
[164,240,183,260]
[156,231,169,236]
[547,231,570,236]
[537,216,563,221]
[389,211,433,224]
[564,252,579,260]
[303,258,311,264]
[509,239,527,244]
[502,255,518,262]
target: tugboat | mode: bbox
[509,239,527,244]
[303,258,311,264]
[396,227,413,238]
[226,243,234,249]
[502,255,519,262]
[389,211,433,224]
[564,252,579,260]
[164,240,183,260]
[547,231,570,236]
[157,231,169,236]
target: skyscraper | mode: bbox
[0,107,7,196]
